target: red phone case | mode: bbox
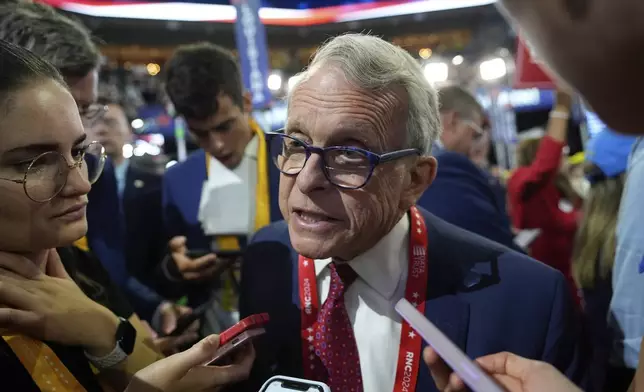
[209,327,266,365]
[219,313,270,346]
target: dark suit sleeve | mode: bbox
[235,235,279,391]
[151,174,190,298]
[161,173,186,241]
[86,160,128,287]
[124,179,166,286]
[542,273,589,389]
[234,227,300,391]
[417,153,520,252]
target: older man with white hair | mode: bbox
[237,33,585,392]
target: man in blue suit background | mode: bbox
[237,34,585,392]
[417,85,517,250]
[156,43,281,305]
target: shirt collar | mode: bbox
[114,158,129,181]
[314,215,409,300]
[245,134,258,159]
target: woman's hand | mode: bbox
[0,249,120,357]
[126,334,255,392]
[424,347,582,392]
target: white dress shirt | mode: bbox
[313,216,409,392]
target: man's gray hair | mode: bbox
[289,33,440,155]
[0,1,100,78]
[438,84,484,122]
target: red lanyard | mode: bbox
[298,205,429,392]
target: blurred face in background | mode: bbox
[469,129,491,168]
[440,110,485,156]
[65,68,104,129]
[498,0,644,135]
[185,92,254,169]
[0,80,92,253]
[87,103,131,163]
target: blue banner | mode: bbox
[232,0,272,110]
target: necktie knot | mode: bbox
[331,262,358,287]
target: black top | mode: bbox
[0,246,135,391]
[58,246,134,319]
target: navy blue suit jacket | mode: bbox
[417,151,518,251]
[122,162,166,288]
[237,209,587,391]
[87,159,164,321]
[162,149,282,249]
[160,148,281,301]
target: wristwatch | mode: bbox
[85,317,136,369]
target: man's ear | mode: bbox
[243,91,253,114]
[440,111,457,133]
[400,156,438,210]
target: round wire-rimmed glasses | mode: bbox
[266,130,421,189]
[0,141,106,202]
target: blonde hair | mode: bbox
[572,166,625,289]
[516,136,582,205]
[516,137,541,167]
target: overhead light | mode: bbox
[423,62,449,84]
[479,57,507,81]
[131,118,144,129]
[419,48,432,60]
[267,73,282,91]
[146,63,160,76]
[452,55,464,66]
[122,144,133,159]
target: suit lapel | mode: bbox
[417,209,471,392]
[123,165,135,203]
[267,152,282,223]
[174,151,207,226]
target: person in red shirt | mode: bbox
[507,89,582,304]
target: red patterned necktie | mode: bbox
[311,262,363,392]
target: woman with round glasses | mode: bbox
[0,40,254,391]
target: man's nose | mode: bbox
[87,124,107,140]
[295,153,331,194]
[205,132,226,153]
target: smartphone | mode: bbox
[395,299,504,392]
[208,328,265,365]
[166,296,215,337]
[219,313,270,346]
[259,376,331,392]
